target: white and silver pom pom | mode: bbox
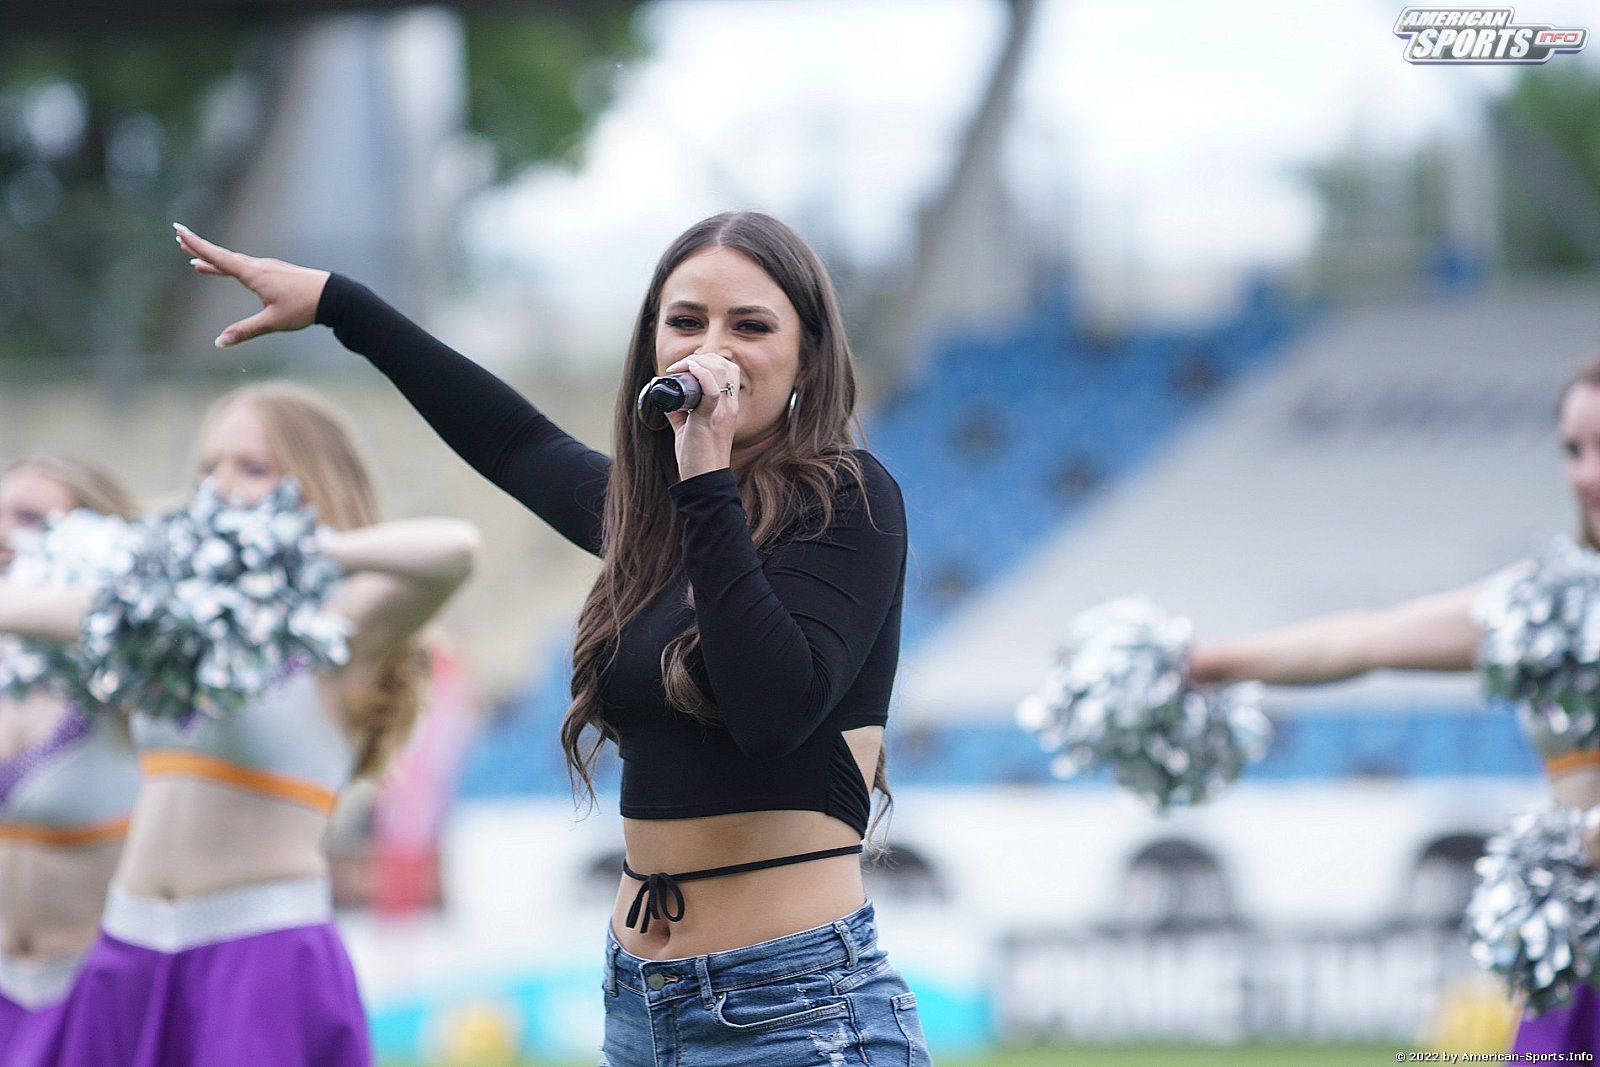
[1479,537,1600,755]
[0,509,142,707]
[1016,597,1272,810]
[0,634,59,703]
[5,509,140,588]
[78,478,350,723]
[1466,806,1600,1014]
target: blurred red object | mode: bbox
[372,634,480,917]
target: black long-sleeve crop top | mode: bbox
[315,275,907,837]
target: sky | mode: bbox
[462,0,1600,328]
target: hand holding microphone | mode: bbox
[640,351,739,480]
[636,372,703,421]
[636,351,737,423]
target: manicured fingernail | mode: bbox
[173,222,189,232]
[189,259,202,267]
[214,334,231,348]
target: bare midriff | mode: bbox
[0,837,123,958]
[610,726,881,960]
[114,777,329,899]
[1550,762,1600,810]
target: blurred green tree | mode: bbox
[0,33,247,365]
[1492,62,1600,272]
[466,7,643,179]
[1303,61,1600,293]
[0,5,642,368]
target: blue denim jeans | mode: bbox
[600,901,931,1066]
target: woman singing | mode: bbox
[177,212,930,1065]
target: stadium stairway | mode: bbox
[872,274,1299,645]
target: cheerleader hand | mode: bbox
[174,224,329,348]
[1584,815,1600,867]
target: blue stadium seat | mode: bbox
[461,276,1312,796]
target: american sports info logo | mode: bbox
[1394,7,1588,63]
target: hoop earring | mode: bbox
[786,388,800,430]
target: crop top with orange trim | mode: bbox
[130,663,353,815]
[1515,699,1600,776]
[316,274,907,837]
[0,699,139,847]
[1474,558,1600,778]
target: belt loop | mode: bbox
[695,955,716,1010]
[602,936,618,996]
[834,918,859,971]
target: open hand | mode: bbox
[174,223,329,348]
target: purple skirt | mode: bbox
[0,948,85,1067]
[1513,982,1600,1054]
[0,991,71,1067]
[54,920,370,1066]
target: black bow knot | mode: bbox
[625,872,686,934]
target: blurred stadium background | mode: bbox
[3,0,1600,1063]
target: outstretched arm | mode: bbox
[176,225,609,553]
[1188,582,1486,686]
[321,519,482,664]
[0,517,481,657]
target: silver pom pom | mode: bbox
[1467,806,1600,1014]
[0,635,60,703]
[5,509,140,588]
[78,479,350,722]
[1016,597,1272,810]
[1479,537,1600,756]
[0,509,142,707]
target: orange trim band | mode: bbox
[1546,749,1600,776]
[0,816,131,847]
[140,751,338,814]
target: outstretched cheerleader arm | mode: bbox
[1188,581,1486,686]
[0,517,480,662]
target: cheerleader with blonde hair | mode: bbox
[0,384,480,1066]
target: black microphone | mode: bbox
[635,372,702,423]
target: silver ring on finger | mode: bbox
[720,382,735,397]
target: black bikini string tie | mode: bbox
[622,844,864,933]
[625,872,686,935]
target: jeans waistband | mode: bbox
[104,876,332,953]
[604,900,878,1003]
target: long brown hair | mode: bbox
[1557,353,1600,549]
[199,382,428,779]
[562,212,892,829]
